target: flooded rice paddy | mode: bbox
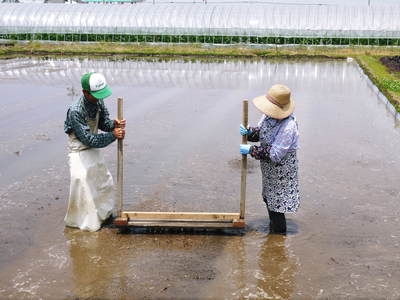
[0,57,400,299]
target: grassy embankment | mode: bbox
[1,41,399,112]
[2,41,400,58]
[356,56,400,113]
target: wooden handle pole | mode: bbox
[117,98,124,217]
[240,100,248,220]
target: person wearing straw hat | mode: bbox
[240,84,299,234]
[63,72,126,232]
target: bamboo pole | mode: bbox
[240,100,248,220]
[117,98,124,217]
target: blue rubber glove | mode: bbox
[240,124,249,136]
[240,144,252,155]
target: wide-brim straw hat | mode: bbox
[253,84,295,120]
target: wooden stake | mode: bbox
[240,100,248,220]
[117,98,124,217]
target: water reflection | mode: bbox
[64,227,233,299]
[4,56,398,124]
[64,226,295,299]
[64,228,122,299]
[0,57,354,89]
[256,235,296,299]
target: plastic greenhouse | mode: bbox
[1,3,400,45]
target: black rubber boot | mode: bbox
[264,197,287,234]
[268,209,287,234]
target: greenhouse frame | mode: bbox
[1,3,400,45]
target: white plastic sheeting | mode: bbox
[1,3,400,37]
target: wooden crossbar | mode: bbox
[121,212,240,221]
[119,221,245,228]
[115,212,245,228]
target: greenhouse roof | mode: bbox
[1,3,400,37]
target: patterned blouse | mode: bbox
[248,114,299,163]
[64,96,116,148]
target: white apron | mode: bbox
[64,111,115,232]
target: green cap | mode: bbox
[81,72,112,99]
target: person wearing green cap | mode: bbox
[63,72,126,232]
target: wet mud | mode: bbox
[1,57,400,299]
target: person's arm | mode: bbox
[249,119,298,162]
[247,126,260,142]
[69,110,116,148]
[248,144,271,160]
[247,114,268,142]
[98,100,116,132]
[240,124,260,142]
[268,119,298,163]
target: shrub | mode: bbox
[4,32,400,47]
[211,36,221,44]
[381,78,400,92]
[222,36,231,44]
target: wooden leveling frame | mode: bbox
[114,98,248,229]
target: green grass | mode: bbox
[2,41,400,59]
[356,55,400,112]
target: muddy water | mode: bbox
[0,57,399,299]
